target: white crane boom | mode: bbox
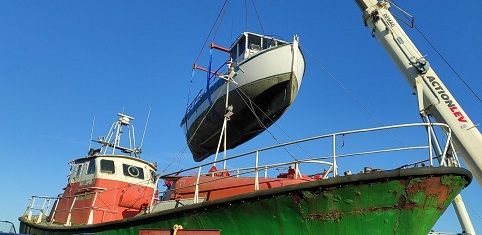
[355,0,482,188]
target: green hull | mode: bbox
[20,167,471,235]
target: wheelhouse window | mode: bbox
[230,44,238,61]
[263,37,275,49]
[247,34,262,51]
[86,159,96,175]
[100,159,115,174]
[123,164,144,179]
[238,37,246,58]
[150,170,157,182]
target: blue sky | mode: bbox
[1,0,481,233]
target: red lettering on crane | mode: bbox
[449,106,467,122]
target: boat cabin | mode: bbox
[229,32,288,64]
[39,114,159,225]
[50,155,157,225]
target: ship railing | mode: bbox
[208,159,334,179]
[23,195,53,224]
[158,158,335,205]
[162,122,456,204]
[23,188,119,225]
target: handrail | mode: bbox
[165,123,452,178]
[163,123,454,203]
[24,188,115,225]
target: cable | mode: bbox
[193,0,231,64]
[251,0,265,35]
[392,0,481,103]
[301,42,418,159]
[413,26,482,103]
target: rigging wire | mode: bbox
[244,0,248,32]
[173,0,268,173]
[413,26,482,103]
[390,2,482,222]
[185,0,230,137]
[251,0,265,35]
[179,0,233,172]
[193,0,231,65]
[140,107,151,149]
[186,0,228,110]
[187,0,265,115]
[193,0,265,65]
[233,87,302,162]
[467,202,482,222]
[162,82,226,173]
[391,0,481,103]
[243,0,265,35]
[88,116,95,151]
[300,43,418,159]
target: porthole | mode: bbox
[127,165,140,177]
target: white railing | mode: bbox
[23,188,115,225]
[23,195,53,224]
[161,123,457,204]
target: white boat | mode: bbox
[181,32,306,162]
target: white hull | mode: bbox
[182,33,305,161]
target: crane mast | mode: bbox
[355,0,482,187]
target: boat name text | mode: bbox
[428,76,467,123]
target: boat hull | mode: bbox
[20,167,471,235]
[182,41,305,162]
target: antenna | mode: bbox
[140,107,151,149]
[88,116,95,151]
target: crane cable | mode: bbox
[173,0,267,173]
[391,0,482,103]
[300,42,418,160]
[193,0,231,65]
[413,26,482,103]
[233,86,300,161]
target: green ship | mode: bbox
[20,167,471,235]
[19,0,481,234]
[19,118,472,235]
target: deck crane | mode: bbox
[355,0,481,234]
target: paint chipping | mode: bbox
[306,211,344,222]
[403,177,449,206]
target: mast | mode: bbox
[354,0,482,186]
[93,113,142,157]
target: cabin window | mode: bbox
[86,159,96,175]
[100,159,115,174]
[247,34,262,51]
[75,164,83,177]
[238,37,245,58]
[263,38,276,49]
[230,44,238,61]
[123,164,144,179]
[150,170,157,182]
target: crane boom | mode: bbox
[355,0,482,187]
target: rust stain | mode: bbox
[401,176,449,206]
[291,193,302,205]
[290,175,462,223]
[397,194,415,210]
[305,211,344,221]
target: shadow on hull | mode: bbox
[187,72,299,162]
